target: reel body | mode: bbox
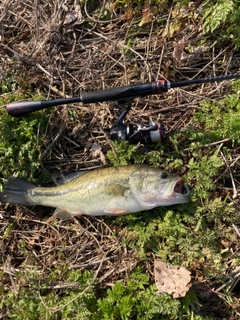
[109,99,165,144]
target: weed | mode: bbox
[202,0,240,48]
[97,266,212,320]
[97,267,181,320]
[192,95,240,144]
[186,149,223,200]
[0,94,49,181]
[0,72,18,94]
[107,140,166,167]
[0,267,98,320]
[203,0,235,34]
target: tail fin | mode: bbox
[0,177,36,205]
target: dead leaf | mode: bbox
[91,142,106,164]
[154,260,191,298]
[173,36,188,64]
[64,12,77,25]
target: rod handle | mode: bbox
[6,97,82,117]
[81,81,168,103]
[6,101,44,117]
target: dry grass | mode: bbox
[0,207,138,286]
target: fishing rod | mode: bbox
[6,73,240,144]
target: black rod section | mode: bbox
[170,73,240,88]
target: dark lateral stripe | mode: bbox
[31,189,70,197]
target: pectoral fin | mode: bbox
[102,184,131,215]
[103,184,129,197]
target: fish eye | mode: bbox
[161,172,168,179]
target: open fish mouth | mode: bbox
[173,179,191,196]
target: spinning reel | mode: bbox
[109,99,165,144]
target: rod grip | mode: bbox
[6,97,82,117]
[6,101,44,117]
[81,81,168,103]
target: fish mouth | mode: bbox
[173,179,191,196]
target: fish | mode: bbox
[0,165,190,218]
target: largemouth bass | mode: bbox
[0,165,190,218]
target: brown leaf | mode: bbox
[154,260,191,298]
[173,36,188,64]
[91,142,106,164]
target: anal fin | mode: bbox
[53,208,81,219]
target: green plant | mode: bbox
[97,267,179,320]
[202,0,240,48]
[0,71,18,94]
[192,94,240,144]
[0,110,44,179]
[107,140,165,167]
[186,149,223,200]
[0,267,98,320]
[97,266,212,319]
[203,0,235,34]
[0,94,50,180]
[173,0,192,8]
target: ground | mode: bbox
[0,1,240,319]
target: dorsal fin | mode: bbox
[51,171,87,185]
